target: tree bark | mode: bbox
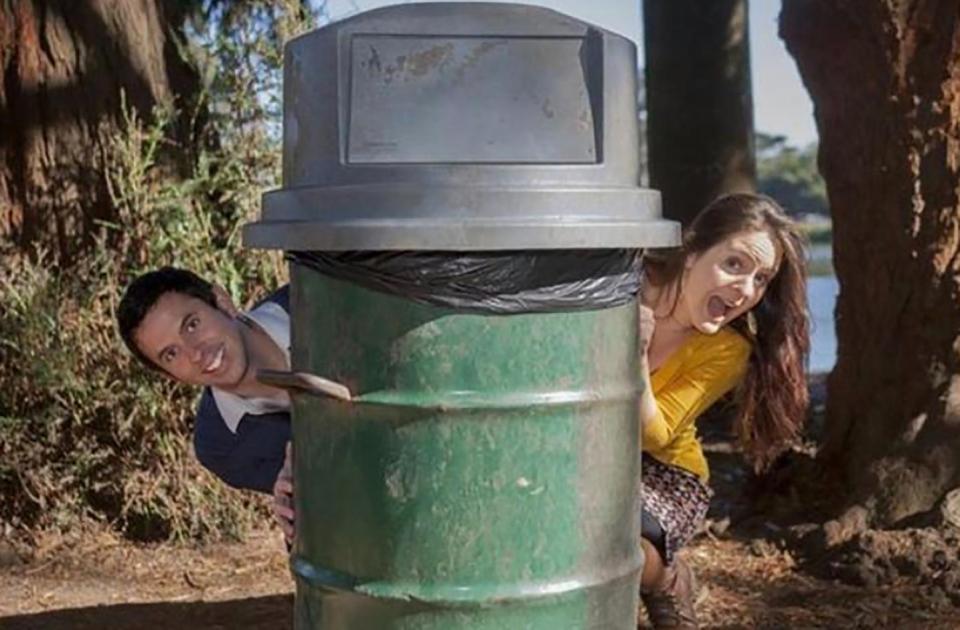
[0,0,198,262]
[643,0,757,226]
[781,0,960,527]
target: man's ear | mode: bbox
[212,285,241,318]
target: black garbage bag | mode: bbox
[288,250,642,314]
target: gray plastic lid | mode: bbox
[244,2,679,251]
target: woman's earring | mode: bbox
[746,310,758,336]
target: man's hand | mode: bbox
[272,441,295,544]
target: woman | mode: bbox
[637,193,809,628]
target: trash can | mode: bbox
[244,3,679,628]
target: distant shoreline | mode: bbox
[799,220,832,245]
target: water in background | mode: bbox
[807,243,837,374]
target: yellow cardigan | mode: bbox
[642,327,751,482]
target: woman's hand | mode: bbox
[638,304,656,357]
[637,304,658,429]
[272,441,295,544]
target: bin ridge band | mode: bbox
[291,386,638,410]
[259,186,664,223]
[246,221,678,251]
[291,556,643,605]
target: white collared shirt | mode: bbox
[211,301,291,433]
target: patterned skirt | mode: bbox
[641,456,713,565]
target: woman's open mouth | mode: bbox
[707,296,732,320]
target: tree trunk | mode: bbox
[643,0,757,226]
[781,0,960,528]
[0,0,198,262]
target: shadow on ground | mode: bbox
[1,594,294,630]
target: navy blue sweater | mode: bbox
[193,286,291,494]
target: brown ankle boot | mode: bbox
[640,556,699,629]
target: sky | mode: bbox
[324,0,818,147]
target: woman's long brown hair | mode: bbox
[646,193,810,472]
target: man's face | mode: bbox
[134,291,249,388]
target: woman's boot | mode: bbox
[640,555,698,629]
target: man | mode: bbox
[117,267,295,540]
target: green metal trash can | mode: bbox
[288,268,643,628]
[244,3,679,628]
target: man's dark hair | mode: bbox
[117,267,217,370]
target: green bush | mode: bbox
[0,107,280,544]
[0,2,318,543]
[0,250,269,542]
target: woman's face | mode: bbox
[679,228,781,334]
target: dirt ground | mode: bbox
[2,526,958,629]
[0,528,293,629]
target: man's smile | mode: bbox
[202,345,225,374]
